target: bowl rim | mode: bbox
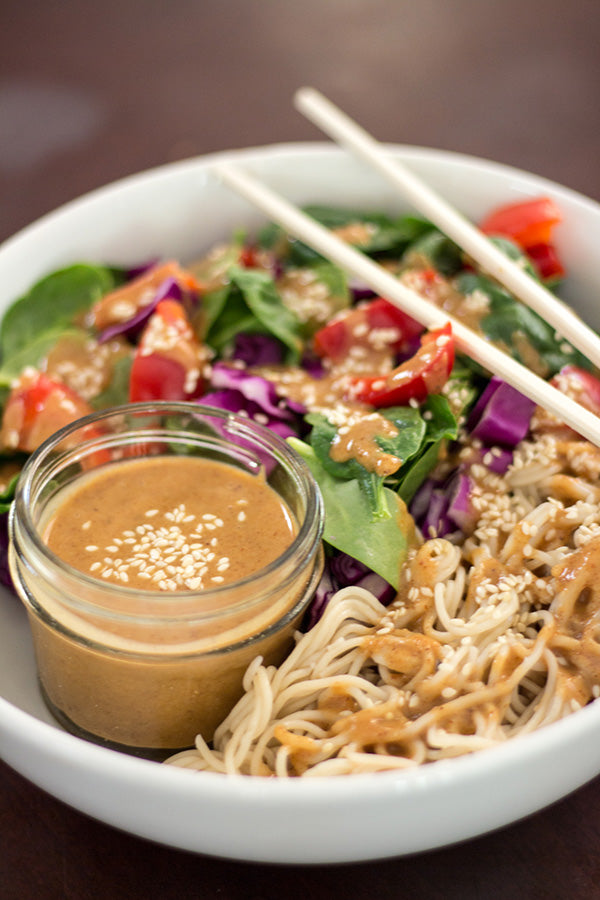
[3,140,600,260]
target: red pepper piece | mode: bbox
[479,196,562,248]
[348,323,454,408]
[129,299,205,402]
[313,297,423,361]
[0,371,98,454]
[523,242,565,282]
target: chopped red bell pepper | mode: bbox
[129,299,206,402]
[534,364,600,440]
[239,245,259,268]
[479,196,562,248]
[313,297,423,361]
[479,196,565,283]
[522,242,565,283]
[348,323,454,408]
[553,366,600,413]
[0,370,96,454]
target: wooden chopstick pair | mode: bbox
[212,88,600,448]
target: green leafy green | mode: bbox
[258,207,434,266]
[203,265,303,362]
[306,398,459,517]
[391,395,459,503]
[276,261,350,338]
[289,438,411,589]
[188,239,244,290]
[488,235,537,277]
[405,229,464,276]
[307,406,427,519]
[457,270,591,376]
[306,413,389,518]
[0,327,86,388]
[0,264,119,366]
[0,472,19,514]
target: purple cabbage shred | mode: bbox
[96,277,185,344]
[468,376,536,448]
[209,363,294,422]
[306,552,395,628]
[232,333,284,367]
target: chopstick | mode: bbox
[212,160,600,448]
[294,86,600,373]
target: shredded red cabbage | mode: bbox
[468,376,536,447]
[210,363,295,422]
[124,259,160,280]
[445,471,475,532]
[306,551,395,628]
[348,277,376,303]
[199,389,297,439]
[418,487,455,539]
[410,470,476,539]
[232,333,284,367]
[305,566,338,629]
[96,277,185,344]
[410,377,533,539]
[300,351,326,380]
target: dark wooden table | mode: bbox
[2,2,600,897]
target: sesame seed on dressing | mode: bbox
[81,503,234,591]
[42,455,297,592]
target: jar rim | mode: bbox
[12,401,324,618]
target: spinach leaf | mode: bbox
[392,395,459,503]
[259,207,434,266]
[204,265,303,362]
[0,264,118,365]
[0,472,19,514]
[203,286,261,353]
[307,407,427,517]
[488,235,537,276]
[302,207,434,255]
[395,440,444,505]
[288,438,411,589]
[306,413,390,518]
[277,261,350,338]
[457,270,591,376]
[374,406,428,461]
[405,229,464,276]
[0,327,86,388]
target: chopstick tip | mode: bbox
[294,86,323,111]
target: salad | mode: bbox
[0,195,596,618]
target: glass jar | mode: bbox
[9,402,324,757]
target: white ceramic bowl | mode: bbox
[2,143,600,865]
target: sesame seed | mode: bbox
[81,500,248,592]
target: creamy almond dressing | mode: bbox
[42,455,296,591]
